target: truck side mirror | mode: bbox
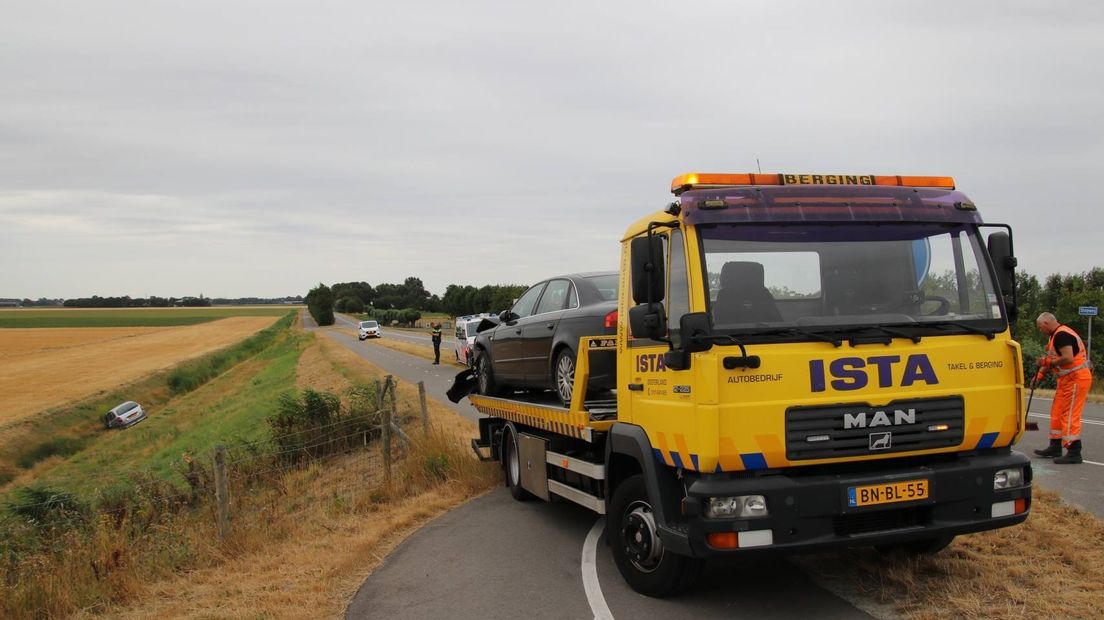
[662,313,713,370]
[631,236,665,305]
[986,231,1017,319]
[628,303,667,340]
[679,312,713,353]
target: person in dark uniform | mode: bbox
[430,322,443,364]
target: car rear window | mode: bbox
[586,274,619,301]
[118,402,138,413]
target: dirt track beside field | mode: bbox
[0,317,277,426]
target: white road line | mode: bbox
[1027,413,1104,427]
[582,519,614,620]
[1085,460,1104,467]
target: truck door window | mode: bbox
[920,229,997,317]
[666,229,690,345]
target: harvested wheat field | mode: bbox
[0,317,278,426]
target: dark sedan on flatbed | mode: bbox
[473,271,618,406]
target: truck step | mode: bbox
[546,450,605,479]
[470,438,493,462]
[548,480,606,515]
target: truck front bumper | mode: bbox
[663,450,1031,558]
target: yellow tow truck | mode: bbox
[453,172,1032,597]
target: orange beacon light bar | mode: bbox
[670,173,956,195]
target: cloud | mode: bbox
[1,1,1102,297]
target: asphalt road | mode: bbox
[306,312,870,619]
[1024,395,1104,516]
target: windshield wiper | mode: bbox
[833,325,922,344]
[718,327,843,348]
[919,320,997,340]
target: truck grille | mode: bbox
[785,397,964,461]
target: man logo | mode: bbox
[869,432,892,451]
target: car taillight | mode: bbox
[604,309,617,329]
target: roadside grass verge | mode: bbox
[0,330,497,619]
[0,311,296,490]
[799,488,1104,619]
[0,306,296,328]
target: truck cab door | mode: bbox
[627,229,698,467]
[491,282,546,382]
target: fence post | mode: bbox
[418,381,429,437]
[381,400,392,482]
[213,444,230,539]
[386,375,398,425]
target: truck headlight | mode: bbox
[706,495,769,518]
[993,467,1024,490]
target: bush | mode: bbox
[268,387,379,463]
[6,485,88,529]
[16,436,88,469]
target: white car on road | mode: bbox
[358,320,381,340]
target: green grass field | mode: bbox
[0,313,302,493]
[0,306,300,328]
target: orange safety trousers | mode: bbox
[1049,369,1092,446]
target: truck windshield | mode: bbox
[697,223,1006,340]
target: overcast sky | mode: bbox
[2,1,1101,299]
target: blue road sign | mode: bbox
[1079,306,1098,316]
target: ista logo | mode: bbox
[809,354,938,392]
[636,353,666,373]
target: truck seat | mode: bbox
[713,261,782,325]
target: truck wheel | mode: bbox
[476,351,503,397]
[503,428,532,501]
[609,475,702,597]
[876,535,954,555]
[553,348,576,407]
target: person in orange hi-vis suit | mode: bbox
[1032,312,1092,464]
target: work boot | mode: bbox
[1034,439,1062,458]
[1054,440,1083,465]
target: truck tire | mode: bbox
[876,535,954,556]
[609,475,702,597]
[476,350,503,397]
[553,348,576,407]
[503,428,533,501]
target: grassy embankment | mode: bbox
[0,306,295,328]
[0,312,297,489]
[1,315,497,619]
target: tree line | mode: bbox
[305,278,529,327]
[1012,268,1104,386]
[62,295,212,308]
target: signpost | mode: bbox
[1079,306,1097,367]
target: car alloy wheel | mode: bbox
[555,349,575,406]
